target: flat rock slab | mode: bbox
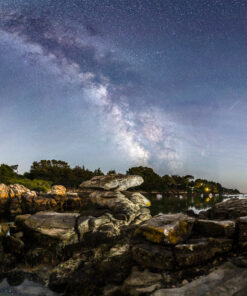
[80,174,144,191]
[17,211,79,243]
[174,238,233,267]
[194,219,235,238]
[152,262,247,296]
[134,213,195,245]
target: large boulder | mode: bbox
[15,211,80,250]
[50,185,66,196]
[80,174,144,191]
[90,191,139,213]
[134,213,195,245]
[9,184,30,197]
[207,198,247,220]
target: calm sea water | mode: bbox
[147,193,246,216]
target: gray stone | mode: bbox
[80,174,144,191]
[17,211,79,246]
[124,191,151,207]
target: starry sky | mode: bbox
[0,0,247,191]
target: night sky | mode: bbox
[1,0,247,191]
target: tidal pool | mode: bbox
[0,275,60,296]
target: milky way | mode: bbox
[1,0,247,191]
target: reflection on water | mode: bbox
[147,193,246,216]
[0,275,59,296]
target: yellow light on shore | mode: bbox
[205,187,210,192]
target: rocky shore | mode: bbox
[1,175,247,295]
[0,183,87,218]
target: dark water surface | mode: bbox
[147,193,245,216]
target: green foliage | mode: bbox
[0,164,17,184]
[107,170,116,175]
[127,166,163,191]
[9,178,51,192]
[0,161,240,194]
[29,160,104,188]
[0,164,51,192]
[126,166,239,194]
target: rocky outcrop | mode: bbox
[131,212,235,272]
[3,177,247,296]
[206,198,247,219]
[0,174,151,294]
[0,184,87,217]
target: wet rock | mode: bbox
[194,219,235,238]
[134,213,195,245]
[131,240,175,270]
[121,267,162,295]
[80,174,144,191]
[151,262,247,296]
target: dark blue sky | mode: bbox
[0,0,247,190]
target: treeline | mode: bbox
[0,161,240,194]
